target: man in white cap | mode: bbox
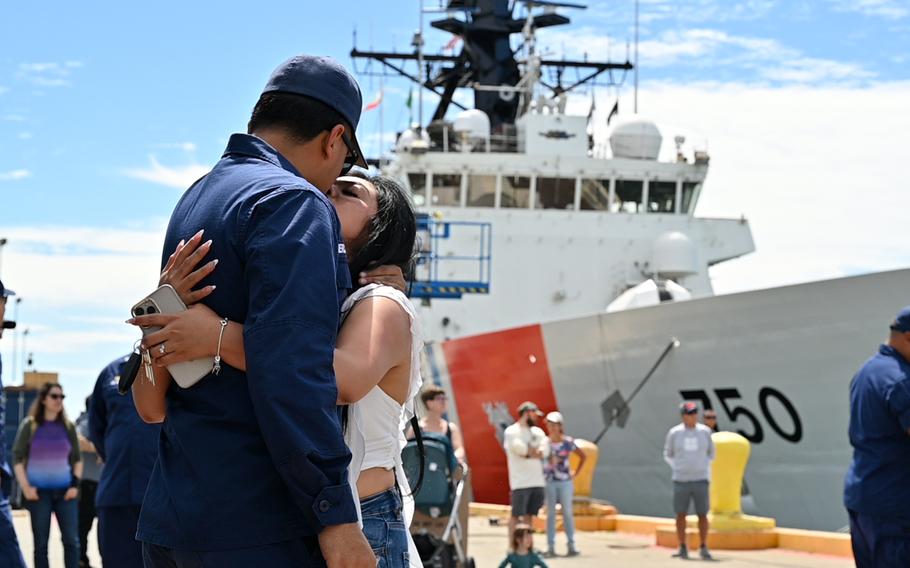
[543,410,585,557]
[503,401,549,546]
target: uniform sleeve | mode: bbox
[11,418,33,465]
[886,379,910,431]
[242,188,356,529]
[88,365,111,461]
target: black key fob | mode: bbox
[118,351,143,395]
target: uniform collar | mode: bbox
[222,133,302,178]
[881,344,910,367]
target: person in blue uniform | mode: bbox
[844,306,910,567]
[0,279,27,568]
[88,355,160,568]
[131,55,375,568]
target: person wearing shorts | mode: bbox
[504,402,550,547]
[664,401,715,560]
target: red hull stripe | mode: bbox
[441,324,559,504]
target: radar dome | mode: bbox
[609,118,662,160]
[396,127,430,153]
[652,231,697,276]
[452,109,491,140]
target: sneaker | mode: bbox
[542,549,556,558]
[672,545,689,559]
[567,547,580,557]
[699,546,713,560]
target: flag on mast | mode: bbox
[364,90,383,112]
[405,89,414,123]
[607,100,619,126]
[442,35,461,51]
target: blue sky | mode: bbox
[1,0,909,412]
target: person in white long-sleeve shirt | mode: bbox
[663,401,715,560]
[503,401,550,548]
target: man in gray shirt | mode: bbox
[664,401,715,560]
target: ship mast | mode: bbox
[350,0,633,135]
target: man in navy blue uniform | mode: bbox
[844,306,910,567]
[0,279,27,568]
[89,355,160,568]
[135,55,375,567]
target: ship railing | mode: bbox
[410,216,492,300]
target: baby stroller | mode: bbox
[402,431,475,568]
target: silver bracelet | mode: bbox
[213,317,229,375]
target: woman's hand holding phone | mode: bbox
[128,304,222,368]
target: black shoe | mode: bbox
[672,545,689,559]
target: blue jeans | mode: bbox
[361,488,409,568]
[849,509,910,568]
[27,489,80,568]
[545,479,576,551]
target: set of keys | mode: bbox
[117,341,157,394]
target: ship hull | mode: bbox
[430,268,910,531]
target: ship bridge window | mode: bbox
[501,175,531,208]
[407,173,427,206]
[467,174,497,207]
[682,182,700,214]
[648,181,677,213]
[614,179,643,213]
[580,179,610,211]
[431,173,462,206]
[536,177,576,210]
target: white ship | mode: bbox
[353,0,909,531]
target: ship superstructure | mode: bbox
[354,0,754,342]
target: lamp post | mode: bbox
[20,328,29,381]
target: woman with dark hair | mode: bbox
[130,173,423,567]
[12,382,83,568]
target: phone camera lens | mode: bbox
[146,306,158,315]
[134,307,145,316]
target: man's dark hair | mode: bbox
[346,173,417,287]
[248,92,349,142]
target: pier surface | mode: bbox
[13,510,853,567]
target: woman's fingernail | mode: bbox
[125,319,134,324]
[359,278,367,284]
[195,229,204,239]
[360,272,367,277]
[212,259,219,266]
[178,239,185,248]
[203,240,213,247]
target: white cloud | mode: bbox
[589,80,910,294]
[123,155,210,189]
[17,61,85,88]
[0,169,31,181]
[18,132,32,140]
[1,114,26,122]
[152,141,197,152]
[538,27,874,85]
[828,0,909,19]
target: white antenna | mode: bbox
[634,0,639,113]
[413,0,425,132]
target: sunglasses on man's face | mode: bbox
[47,393,65,401]
[340,132,360,177]
[704,414,717,420]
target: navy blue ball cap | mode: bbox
[0,279,15,298]
[262,55,368,167]
[891,305,910,333]
[680,401,698,414]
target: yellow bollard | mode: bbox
[569,439,599,498]
[696,431,774,531]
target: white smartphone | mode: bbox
[131,284,213,389]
